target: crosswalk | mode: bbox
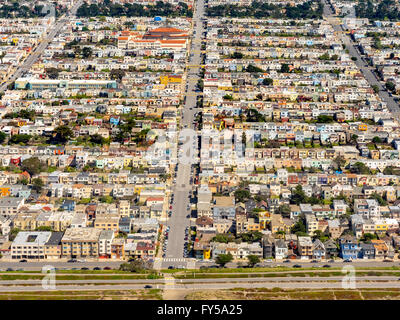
[163,258,187,262]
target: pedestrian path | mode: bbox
[163,258,187,262]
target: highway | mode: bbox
[323,0,400,117]
[0,0,84,93]
[1,276,400,292]
[162,0,206,268]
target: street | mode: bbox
[323,0,400,117]
[0,0,84,93]
[0,260,123,271]
[162,0,206,269]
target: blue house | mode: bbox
[61,200,76,212]
[119,217,132,233]
[110,116,120,125]
[358,243,375,259]
[339,235,360,260]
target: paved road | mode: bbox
[0,0,84,92]
[323,0,400,117]
[0,261,123,271]
[162,0,206,268]
[0,275,398,286]
[1,280,400,292]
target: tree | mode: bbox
[262,78,273,86]
[54,125,73,143]
[360,233,377,242]
[45,67,60,79]
[32,178,44,192]
[372,136,382,144]
[9,134,31,144]
[82,46,93,59]
[215,253,233,267]
[350,134,358,144]
[232,51,243,59]
[386,81,395,92]
[119,259,152,272]
[234,189,250,202]
[372,84,379,94]
[332,156,346,171]
[280,63,290,73]
[370,192,387,206]
[351,56,357,61]
[100,195,114,203]
[239,231,263,243]
[90,134,105,145]
[317,115,334,123]
[246,64,264,73]
[21,157,43,176]
[213,234,235,243]
[351,162,370,174]
[291,215,306,234]
[110,69,126,81]
[247,255,260,267]
[9,228,20,241]
[276,204,291,217]
[0,131,6,144]
[291,185,306,205]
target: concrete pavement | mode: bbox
[0,260,123,271]
[162,0,206,269]
[323,0,400,117]
[0,0,84,93]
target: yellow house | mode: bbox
[0,186,11,197]
[358,124,368,131]
[259,212,271,229]
[375,221,388,232]
[160,75,182,85]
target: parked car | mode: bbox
[168,266,174,269]
[6,268,13,272]
[144,285,153,289]
[67,259,77,263]
[323,265,331,268]
[81,267,89,270]
[93,267,101,270]
[293,264,302,268]
[343,259,352,263]
[103,267,111,270]
[19,259,27,262]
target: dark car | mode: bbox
[81,267,89,270]
[93,267,101,270]
[343,259,352,263]
[6,268,13,272]
[283,260,290,263]
[67,259,77,263]
[144,285,153,289]
[168,266,174,269]
[323,265,331,268]
[103,267,111,270]
[293,264,302,268]
[19,259,27,262]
